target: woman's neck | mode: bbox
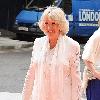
[49,36,58,49]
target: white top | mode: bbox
[82,28,100,89]
[46,47,55,66]
[82,27,100,70]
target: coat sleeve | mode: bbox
[70,43,82,100]
[22,38,39,100]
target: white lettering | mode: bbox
[79,9,100,21]
[79,23,98,26]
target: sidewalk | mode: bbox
[0,92,87,100]
[0,37,33,50]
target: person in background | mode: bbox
[82,19,100,100]
[22,6,81,100]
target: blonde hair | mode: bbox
[38,6,69,35]
[98,19,100,27]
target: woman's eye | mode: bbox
[52,22,56,25]
[45,22,48,24]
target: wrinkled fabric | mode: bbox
[82,28,100,64]
[23,35,81,100]
[82,27,100,91]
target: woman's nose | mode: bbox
[47,24,52,29]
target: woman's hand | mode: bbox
[93,70,100,80]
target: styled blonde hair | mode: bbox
[98,19,100,27]
[38,6,69,35]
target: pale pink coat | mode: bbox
[22,35,81,100]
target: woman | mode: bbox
[22,6,81,100]
[82,19,100,100]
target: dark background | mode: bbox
[0,0,26,30]
[0,0,55,30]
[0,0,72,31]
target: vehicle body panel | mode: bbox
[13,0,100,38]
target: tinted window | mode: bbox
[54,0,72,14]
[26,0,54,8]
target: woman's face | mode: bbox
[42,16,60,38]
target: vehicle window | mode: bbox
[76,0,90,1]
[54,0,72,14]
[26,0,55,8]
[26,0,72,14]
